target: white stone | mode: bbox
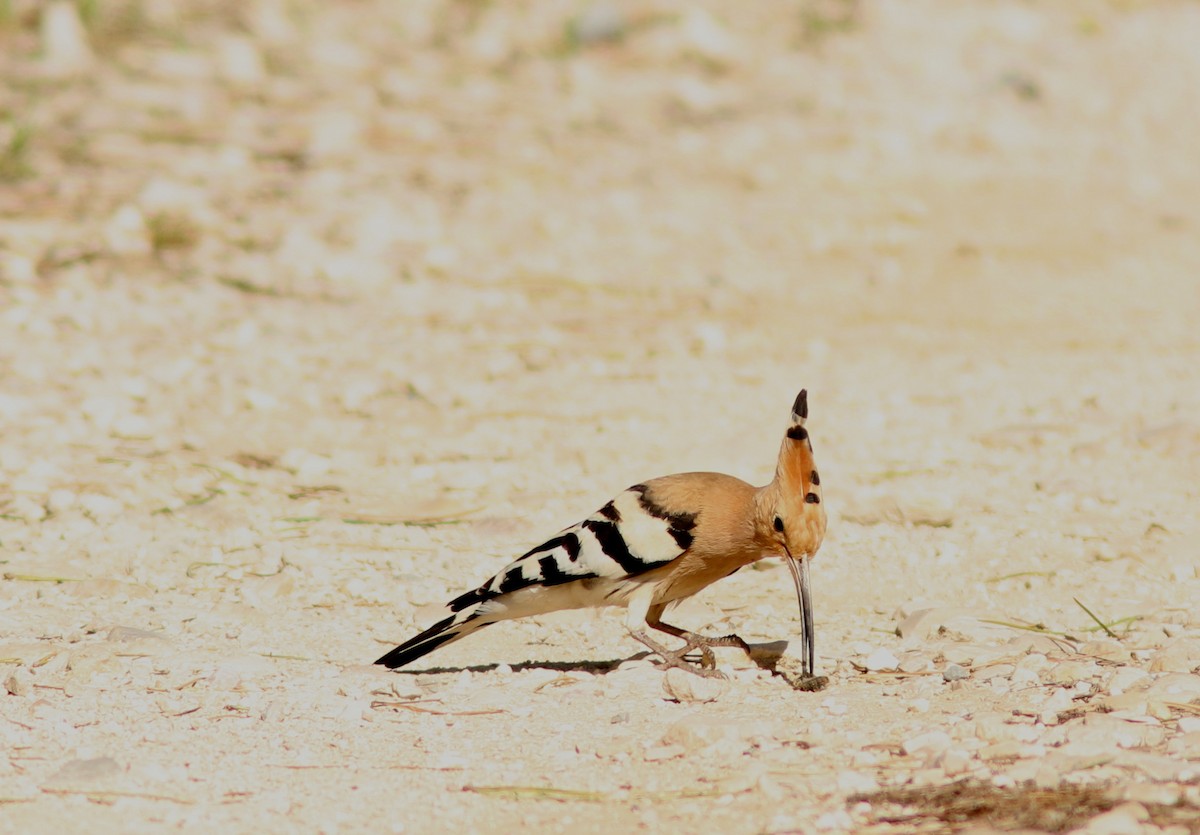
[835,770,877,794]
[1106,667,1150,695]
[1148,639,1200,673]
[863,648,899,672]
[78,494,122,521]
[896,607,980,640]
[679,9,741,68]
[1041,660,1100,685]
[40,1,94,76]
[47,489,76,513]
[662,668,728,703]
[103,205,152,257]
[1145,673,1200,699]
[822,698,848,716]
[938,747,971,776]
[898,653,933,674]
[943,663,969,682]
[902,730,952,759]
[4,667,32,697]
[215,35,266,85]
[659,718,777,754]
[1080,802,1149,835]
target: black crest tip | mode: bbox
[791,389,808,421]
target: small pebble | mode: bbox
[943,663,969,682]
[902,730,951,758]
[863,648,899,672]
[4,667,32,697]
[661,668,728,704]
[569,2,625,45]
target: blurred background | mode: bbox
[2,0,1199,644]
[2,1,1200,830]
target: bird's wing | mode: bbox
[446,482,696,614]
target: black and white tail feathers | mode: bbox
[374,483,696,669]
[374,611,493,670]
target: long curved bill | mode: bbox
[783,552,815,677]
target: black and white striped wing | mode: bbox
[447,483,696,613]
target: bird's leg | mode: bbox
[628,628,726,678]
[648,599,748,657]
[637,603,751,674]
[650,618,752,657]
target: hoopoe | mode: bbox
[375,390,827,678]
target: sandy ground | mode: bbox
[2,1,1200,832]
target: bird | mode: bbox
[375,389,827,678]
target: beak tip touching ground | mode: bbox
[783,552,816,679]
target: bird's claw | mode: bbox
[650,652,728,679]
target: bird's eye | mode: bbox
[773,516,784,533]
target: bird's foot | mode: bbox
[631,631,728,679]
[683,632,751,655]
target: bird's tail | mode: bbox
[374,610,492,669]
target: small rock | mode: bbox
[938,748,971,776]
[898,653,933,674]
[814,810,854,831]
[976,664,1015,682]
[1166,731,1200,759]
[1106,667,1150,695]
[1113,751,1190,782]
[10,495,46,522]
[4,667,32,696]
[103,205,152,257]
[46,489,76,513]
[568,2,625,45]
[1009,667,1039,686]
[643,743,684,762]
[679,9,740,68]
[659,718,776,754]
[822,698,848,716]
[1147,638,1200,673]
[1123,783,1181,806]
[107,626,170,643]
[978,740,1024,760]
[43,757,123,788]
[215,35,266,85]
[1080,802,1148,835]
[662,667,728,703]
[1144,673,1200,700]
[208,655,276,691]
[863,648,899,672]
[1078,640,1130,664]
[902,730,952,759]
[78,493,123,521]
[943,663,969,682]
[896,607,979,640]
[1039,688,1076,724]
[1040,660,1100,686]
[1071,714,1166,749]
[1014,653,1050,672]
[836,770,878,793]
[40,1,94,77]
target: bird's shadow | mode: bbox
[394,653,651,676]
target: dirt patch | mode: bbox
[854,780,1200,833]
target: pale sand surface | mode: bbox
[2,2,1199,832]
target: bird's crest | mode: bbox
[775,389,821,519]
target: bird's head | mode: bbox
[759,389,827,678]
